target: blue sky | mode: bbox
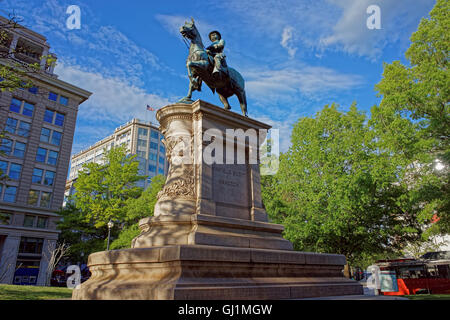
[1,0,436,153]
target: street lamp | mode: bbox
[434,159,445,171]
[106,220,114,251]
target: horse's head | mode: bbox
[179,18,198,41]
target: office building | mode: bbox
[0,16,91,285]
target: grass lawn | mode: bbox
[403,294,450,300]
[0,284,73,300]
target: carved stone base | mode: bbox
[72,245,363,300]
[132,214,293,250]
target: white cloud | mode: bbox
[245,65,363,102]
[280,26,297,58]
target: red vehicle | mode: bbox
[375,251,450,295]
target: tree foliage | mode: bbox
[110,174,166,250]
[72,145,146,228]
[263,104,422,266]
[373,0,449,234]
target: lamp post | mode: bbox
[106,220,114,250]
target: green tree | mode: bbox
[72,145,146,228]
[373,0,449,235]
[110,175,166,249]
[263,104,421,268]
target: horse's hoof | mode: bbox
[178,97,194,104]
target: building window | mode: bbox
[40,128,51,143]
[23,215,35,228]
[51,131,62,146]
[22,102,34,117]
[148,165,156,173]
[48,92,58,101]
[28,190,39,206]
[158,168,165,175]
[159,156,164,165]
[0,139,12,155]
[137,151,146,158]
[44,171,55,186]
[36,147,47,163]
[138,128,148,136]
[10,98,21,113]
[40,192,52,208]
[44,109,54,123]
[55,113,64,126]
[150,142,158,150]
[28,86,38,94]
[36,216,48,229]
[19,237,44,254]
[0,212,12,225]
[149,152,157,161]
[48,150,58,165]
[13,141,26,158]
[32,168,44,184]
[8,163,22,180]
[0,161,7,177]
[5,118,18,134]
[151,130,159,139]
[160,145,165,154]
[59,96,68,106]
[3,186,17,203]
[17,121,31,137]
[137,139,147,148]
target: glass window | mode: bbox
[13,142,26,158]
[19,237,44,254]
[160,145,165,154]
[0,161,7,176]
[28,86,38,94]
[48,92,58,101]
[51,131,62,146]
[3,186,17,202]
[36,147,47,163]
[40,128,51,143]
[150,142,158,150]
[28,190,39,206]
[32,168,43,184]
[149,152,157,161]
[0,139,12,155]
[47,150,58,165]
[36,216,48,229]
[17,121,31,137]
[44,109,54,124]
[137,151,146,158]
[40,192,52,208]
[59,96,68,106]
[0,212,12,225]
[138,139,147,147]
[138,128,148,136]
[8,163,21,180]
[23,215,35,228]
[148,165,156,173]
[159,156,164,165]
[55,113,65,126]
[10,98,21,113]
[5,118,18,134]
[158,168,165,175]
[44,171,55,186]
[151,130,159,139]
[22,102,34,117]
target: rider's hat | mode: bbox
[209,30,221,41]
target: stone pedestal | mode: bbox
[72,100,363,300]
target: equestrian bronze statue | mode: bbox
[179,18,248,117]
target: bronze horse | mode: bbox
[179,19,248,117]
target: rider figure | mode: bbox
[206,31,227,79]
